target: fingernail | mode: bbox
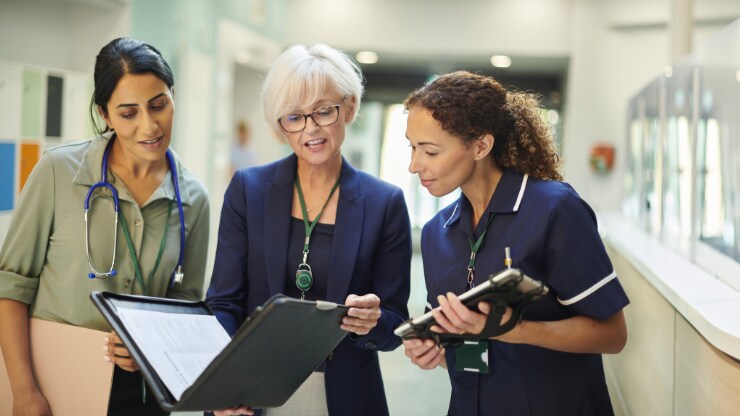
[103,356,111,362]
[103,345,108,351]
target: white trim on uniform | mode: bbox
[557,271,618,305]
[443,202,460,228]
[512,174,528,212]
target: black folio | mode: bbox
[91,291,349,412]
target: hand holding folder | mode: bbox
[91,292,349,412]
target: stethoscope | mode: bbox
[84,137,185,287]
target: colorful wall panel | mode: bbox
[0,64,22,138]
[20,142,41,193]
[0,142,17,211]
[46,75,63,138]
[21,70,43,138]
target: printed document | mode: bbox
[117,308,231,400]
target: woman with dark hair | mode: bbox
[402,71,629,415]
[0,37,209,415]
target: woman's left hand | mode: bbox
[342,294,382,335]
[104,331,139,372]
[431,292,513,337]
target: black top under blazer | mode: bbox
[206,154,412,415]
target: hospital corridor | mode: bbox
[0,0,739,415]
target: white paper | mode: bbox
[116,308,232,400]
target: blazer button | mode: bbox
[364,341,377,350]
[327,351,334,361]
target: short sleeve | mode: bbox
[544,187,629,320]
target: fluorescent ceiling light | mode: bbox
[356,51,379,64]
[490,55,512,68]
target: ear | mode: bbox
[474,133,494,160]
[97,106,113,131]
[170,86,176,99]
[343,95,357,122]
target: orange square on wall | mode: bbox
[20,142,41,193]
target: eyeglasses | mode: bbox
[278,105,341,133]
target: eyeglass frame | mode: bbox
[278,104,342,133]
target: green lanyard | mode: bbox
[294,174,341,299]
[466,213,495,289]
[118,199,173,294]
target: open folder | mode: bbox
[90,291,349,412]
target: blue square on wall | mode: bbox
[0,142,17,211]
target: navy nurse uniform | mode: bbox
[206,154,411,416]
[421,169,629,416]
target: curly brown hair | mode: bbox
[404,71,562,181]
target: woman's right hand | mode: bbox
[403,338,446,370]
[212,406,254,416]
[13,386,51,416]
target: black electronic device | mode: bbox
[394,268,548,344]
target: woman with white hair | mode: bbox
[206,44,412,416]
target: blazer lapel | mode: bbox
[264,155,297,296]
[326,160,364,304]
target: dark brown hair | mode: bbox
[89,37,174,135]
[404,70,562,181]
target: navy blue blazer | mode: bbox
[206,154,411,415]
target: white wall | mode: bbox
[0,0,130,73]
[282,0,572,57]
[281,0,740,210]
[563,0,740,210]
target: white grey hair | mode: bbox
[261,44,364,141]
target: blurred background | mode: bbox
[1,0,739,414]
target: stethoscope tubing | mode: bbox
[165,148,186,285]
[84,137,185,287]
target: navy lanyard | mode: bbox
[466,213,495,289]
[294,174,341,299]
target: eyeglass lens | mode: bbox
[279,105,340,133]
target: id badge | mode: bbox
[454,340,489,374]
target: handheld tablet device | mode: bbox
[394,268,548,340]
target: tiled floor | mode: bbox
[174,253,451,416]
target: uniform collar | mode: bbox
[72,133,192,206]
[443,169,529,228]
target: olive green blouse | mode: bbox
[0,135,210,331]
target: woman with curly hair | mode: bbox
[401,71,629,415]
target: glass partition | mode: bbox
[624,18,740,292]
[663,65,695,250]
